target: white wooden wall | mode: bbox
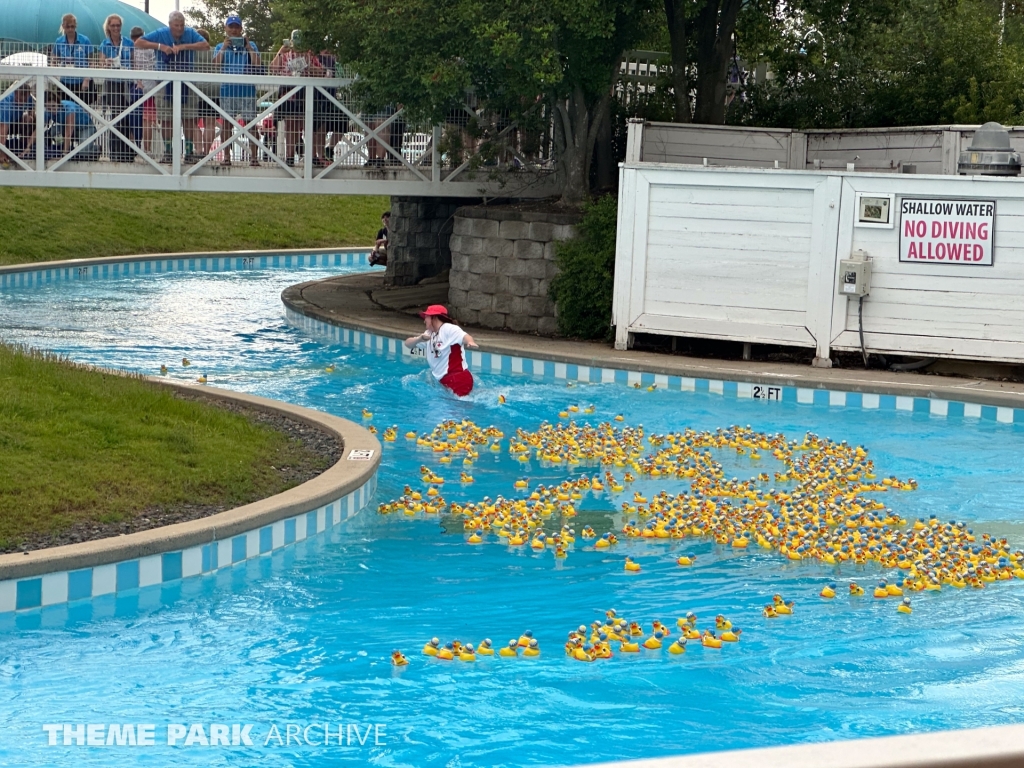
[615,163,1024,364]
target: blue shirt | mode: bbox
[0,93,29,126]
[100,36,134,69]
[141,26,205,71]
[213,41,258,99]
[53,33,93,84]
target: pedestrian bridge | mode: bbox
[0,63,559,198]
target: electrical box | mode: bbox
[838,258,871,297]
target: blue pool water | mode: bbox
[2,264,1024,766]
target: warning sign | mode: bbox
[899,198,995,265]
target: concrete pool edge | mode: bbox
[581,721,1024,768]
[282,273,1024,418]
[0,382,382,614]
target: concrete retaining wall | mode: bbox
[385,195,470,287]
[448,205,580,335]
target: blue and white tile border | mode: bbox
[0,248,373,289]
[285,307,1024,426]
[0,475,376,615]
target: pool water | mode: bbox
[3,265,1024,767]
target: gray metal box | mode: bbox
[838,258,871,297]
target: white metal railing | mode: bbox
[0,64,558,197]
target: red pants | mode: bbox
[440,369,474,397]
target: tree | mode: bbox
[290,0,657,204]
[186,0,296,53]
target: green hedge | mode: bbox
[549,195,618,340]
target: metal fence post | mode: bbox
[35,75,45,171]
[432,125,440,183]
[172,79,182,176]
[304,84,314,180]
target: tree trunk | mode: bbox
[556,85,601,205]
[594,99,614,192]
[692,0,742,124]
[664,0,691,122]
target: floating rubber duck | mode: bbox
[391,650,409,666]
[874,581,890,599]
[678,612,697,629]
[460,472,474,484]
[715,615,732,630]
[668,638,687,654]
[325,364,336,373]
[477,639,495,656]
[772,595,794,614]
[499,640,519,658]
[437,643,455,661]
[196,374,207,384]
[423,637,440,656]
[701,630,723,648]
[642,631,664,649]
[498,394,506,404]
[646,383,657,392]
[467,530,483,544]
[820,583,837,599]
[159,364,168,375]
[514,478,529,489]
[362,409,373,419]
[897,597,913,614]
[614,414,624,421]
[620,638,640,652]
[624,557,641,572]
[677,554,695,566]
[459,643,477,662]
[721,628,742,642]
[523,639,540,657]
[849,582,866,596]
[181,357,190,367]
[517,630,534,648]
[763,604,778,618]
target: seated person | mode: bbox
[19,94,97,160]
[0,86,32,157]
[369,210,389,266]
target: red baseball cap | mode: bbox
[418,304,449,318]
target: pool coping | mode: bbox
[282,273,1024,416]
[580,721,1024,768]
[0,380,381,613]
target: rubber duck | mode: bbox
[477,639,495,656]
[523,639,540,657]
[820,583,837,599]
[514,478,529,489]
[772,595,794,614]
[897,597,913,614]
[196,374,207,384]
[459,643,477,662]
[614,414,624,421]
[701,630,723,648]
[595,536,611,549]
[873,581,890,599]
[642,631,664,649]
[159,364,168,375]
[461,472,474,484]
[467,531,483,544]
[763,604,778,618]
[499,640,519,658]
[498,394,506,404]
[423,637,440,656]
[628,622,644,637]
[849,582,865,596]
[721,628,742,642]
[646,383,657,391]
[517,630,534,648]
[620,639,640,652]
[182,357,190,367]
[668,638,687,654]
[677,554,695,566]
[886,581,904,596]
[362,409,373,419]
[405,431,417,439]
[391,650,409,666]
[325,364,336,373]
[437,643,455,661]
[715,615,732,630]
[624,556,641,572]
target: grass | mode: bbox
[0,343,329,551]
[0,188,388,266]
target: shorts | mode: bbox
[440,369,473,397]
[158,90,196,121]
[220,96,256,123]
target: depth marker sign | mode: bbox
[899,198,995,265]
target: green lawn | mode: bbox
[0,188,387,266]
[0,344,329,551]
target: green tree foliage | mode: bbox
[186,0,299,52]
[731,0,1024,128]
[287,0,658,203]
[549,195,618,339]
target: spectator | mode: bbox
[369,211,389,266]
[52,14,95,103]
[313,49,345,168]
[0,85,32,161]
[19,92,96,160]
[130,26,161,159]
[193,28,219,157]
[134,11,210,163]
[212,15,260,166]
[99,14,136,162]
[271,30,323,166]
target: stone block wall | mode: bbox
[448,205,580,335]
[384,196,474,287]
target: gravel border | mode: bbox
[4,392,342,555]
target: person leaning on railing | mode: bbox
[98,14,137,163]
[52,14,96,104]
[270,31,324,167]
[133,11,210,163]
[129,26,161,159]
[212,14,260,167]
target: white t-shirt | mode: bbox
[419,323,468,380]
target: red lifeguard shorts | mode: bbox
[440,369,474,397]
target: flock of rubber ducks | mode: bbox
[158,358,208,384]
[409,631,542,664]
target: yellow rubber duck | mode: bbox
[668,638,687,654]
[677,554,695,566]
[159,364,168,375]
[523,639,540,657]
[391,650,409,666]
[423,637,440,656]
[362,408,373,419]
[624,556,641,572]
[721,628,741,642]
[498,394,506,404]
[897,597,913,614]
[181,357,190,367]
[437,644,455,660]
[325,364,336,373]
[517,630,535,648]
[196,374,207,384]
[614,414,624,421]
[701,630,723,648]
[820,583,837,599]
[514,478,529,489]
[477,639,495,656]
[467,531,483,544]
[874,581,890,598]
[620,639,640,652]
[849,582,865,596]
[499,640,519,658]
[459,643,477,662]
[642,631,664,649]
[715,615,732,630]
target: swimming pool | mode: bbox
[2,262,1024,767]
